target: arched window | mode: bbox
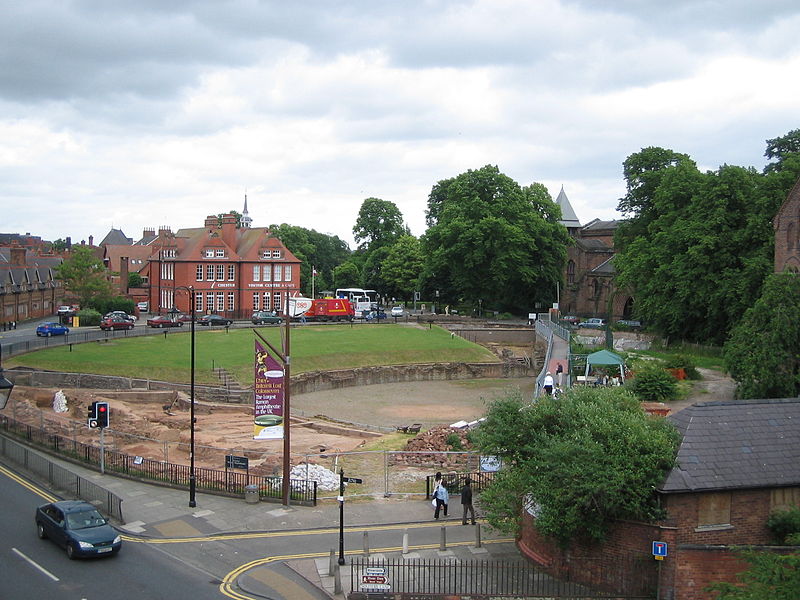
[567,260,575,284]
[787,222,796,249]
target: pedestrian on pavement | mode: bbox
[556,362,564,387]
[543,371,554,396]
[433,472,449,519]
[461,478,476,525]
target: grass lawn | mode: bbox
[8,324,498,385]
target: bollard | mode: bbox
[363,531,370,557]
[333,562,342,595]
[474,523,482,548]
[402,529,409,555]
[440,525,447,551]
[329,548,336,575]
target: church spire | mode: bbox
[241,193,253,228]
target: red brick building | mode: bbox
[773,175,800,273]
[0,242,64,325]
[141,213,301,317]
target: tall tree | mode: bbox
[333,261,361,289]
[55,246,114,308]
[381,234,424,301]
[421,165,569,314]
[724,273,800,399]
[352,198,407,252]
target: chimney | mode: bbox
[204,215,219,230]
[10,242,25,266]
[120,257,129,294]
[89,235,94,246]
[66,237,72,250]
[220,213,238,249]
[143,228,155,238]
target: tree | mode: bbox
[614,161,776,344]
[764,128,800,173]
[218,210,243,227]
[333,261,361,289]
[361,245,390,293]
[127,272,143,288]
[421,165,569,314]
[352,198,407,253]
[707,550,800,599]
[381,235,424,300]
[723,273,800,399]
[474,387,680,545]
[49,238,69,253]
[55,246,114,308]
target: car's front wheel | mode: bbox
[66,544,76,560]
[36,522,47,539]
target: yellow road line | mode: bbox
[0,464,59,502]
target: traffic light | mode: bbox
[88,401,99,428]
[96,402,109,428]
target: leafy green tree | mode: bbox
[50,238,69,253]
[56,246,114,308]
[614,161,776,344]
[382,234,424,300]
[361,245,390,293]
[628,365,679,402]
[723,273,800,399]
[353,197,408,253]
[707,551,800,599]
[127,272,144,288]
[474,387,680,545]
[421,165,569,314]
[333,261,361,289]
[764,128,800,173]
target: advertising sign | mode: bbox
[254,340,284,439]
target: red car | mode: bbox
[146,315,183,328]
[99,317,134,331]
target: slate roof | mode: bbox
[555,186,581,229]
[660,398,800,493]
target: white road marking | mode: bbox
[12,548,60,582]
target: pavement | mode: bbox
[13,449,521,599]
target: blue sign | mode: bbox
[652,541,668,557]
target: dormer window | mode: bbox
[272,250,281,258]
[215,249,225,258]
[205,249,215,258]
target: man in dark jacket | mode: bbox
[460,478,476,525]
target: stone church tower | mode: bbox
[774,176,800,273]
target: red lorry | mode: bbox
[299,298,355,322]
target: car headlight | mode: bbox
[113,536,121,544]
[77,541,93,549]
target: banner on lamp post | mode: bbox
[254,340,285,439]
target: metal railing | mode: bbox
[0,432,124,521]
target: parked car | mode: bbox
[616,319,642,329]
[390,306,405,317]
[56,305,74,316]
[560,315,580,325]
[136,301,149,313]
[36,322,70,336]
[103,311,136,322]
[35,500,121,559]
[364,310,387,320]
[578,318,606,329]
[99,317,134,331]
[146,315,183,328]
[251,310,281,325]
[198,314,233,326]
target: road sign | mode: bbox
[365,567,386,576]
[343,477,363,484]
[652,541,668,558]
[225,455,249,470]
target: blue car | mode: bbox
[36,322,70,337]
[36,500,121,559]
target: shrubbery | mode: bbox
[662,354,701,380]
[767,506,800,545]
[628,365,679,402]
[75,308,102,326]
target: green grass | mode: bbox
[627,348,726,371]
[9,324,498,385]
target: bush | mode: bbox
[90,296,136,316]
[75,309,102,326]
[445,432,463,451]
[767,507,800,545]
[629,365,679,402]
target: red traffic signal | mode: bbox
[96,402,109,428]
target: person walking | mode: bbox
[543,371,554,396]
[461,478,476,525]
[556,362,564,387]
[433,472,449,519]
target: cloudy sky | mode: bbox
[2,1,799,248]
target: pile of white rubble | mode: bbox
[290,463,342,491]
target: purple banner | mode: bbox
[254,340,284,439]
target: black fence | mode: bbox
[0,433,124,521]
[349,556,656,599]
[425,471,496,499]
[0,415,317,505]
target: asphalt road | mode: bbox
[0,464,227,600]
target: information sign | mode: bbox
[225,455,249,470]
[652,541,668,558]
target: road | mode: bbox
[0,464,227,600]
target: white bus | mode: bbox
[334,288,378,314]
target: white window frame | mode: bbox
[253,293,260,310]
[215,248,225,258]
[206,264,214,280]
[196,264,203,281]
[263,292,271,311]
[216,292,224,312]
[273,292,282,312]
[253,265,260,282]
[274,265,282,282]
[284,265,291,281]
[216,265,224,281]
[263,265,271,282]
[227,292,235,311]
[205,249,215,258]
[228,265,235,281]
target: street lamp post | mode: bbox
[175,285,197,507]
[0,344,15,410]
